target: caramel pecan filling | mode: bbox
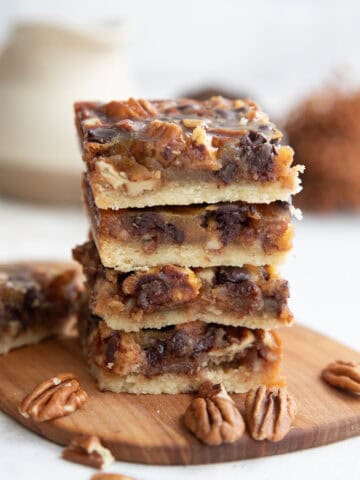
[75,97,295,185]
[83,175,293,255]
[200,201,291,251]
[73,241,291,321]
[85,317,281,377]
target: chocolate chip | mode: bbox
[146,340,166,367]
[162,145,175,162]
[238,131,276,181]
[23,286,42,311]
[215,267,250,284]
[261,267,270,281]
[202,204,251,245]
[105,333,120,365]
[86,127,119,144]
[216,161,239,184]
[193,328,216,354]
[168,330,190,356]
[164,223,185,244]
[129,212,184,245]
[117,272,130,288]
[89,314,101,327]
[136,276,170,311]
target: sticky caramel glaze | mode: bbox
[82,174,293,255]
[75,97,297,188]
[84,314,282,378]
[73,241,292,323]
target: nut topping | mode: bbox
[183,382,245,445]
[245,385,297,442]
[62,435,114,469]
[101,98,157,120]
[321,360,360,394]
[19,373,88,422]
[142,120,186,165]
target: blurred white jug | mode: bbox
[0,21,135,203]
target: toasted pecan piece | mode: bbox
[122,265,201,313]
[245,385,297,442]
[19,373,87,422]
[100,98,157,120]
[142,120,186,164]
[62,435,114,469]
[321,360,360,394]
[183,382,245,445]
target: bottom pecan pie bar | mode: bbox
[80,310,283,394]
[73,240,292,332]
[0,262,83,354]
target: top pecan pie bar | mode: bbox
[75,97,303,209]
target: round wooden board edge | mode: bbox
[1,389,360,465]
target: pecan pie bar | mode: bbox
[83,176,293,271]
[0,262,83,354]
[75,97,303,209]
[80,311,283,394]
[73,241,293,332]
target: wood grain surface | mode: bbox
[0,324,359,465]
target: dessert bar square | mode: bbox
[75,97,303,209]
[83,175,293,271]
[80,311,283,394]
[0,262,83,354]
[73,241,293,332]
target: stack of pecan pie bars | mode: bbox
[73,97,303,394]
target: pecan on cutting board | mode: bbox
[245,385,297,442]
[322,361,360,394]
[183,382,245,445]
[18,372,88,422]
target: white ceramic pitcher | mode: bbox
[0,21,135,203]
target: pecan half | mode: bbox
[19,373,88,422]
[101,98,157,120]
[245,385,297,442]
[62,435,114,470]
[183,382,245,445]
[142,120,186,165]
[91,475,135,480]
[321,360,360,394]
[122,265,201,313]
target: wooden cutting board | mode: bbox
[0,324,360,465]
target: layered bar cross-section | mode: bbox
[83,175,293,271]
[73,241,293,332]
[79,310,283,394]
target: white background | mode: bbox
[1,0,360,116]
[1,1,360,478]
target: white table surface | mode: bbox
[1,195,360,480]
